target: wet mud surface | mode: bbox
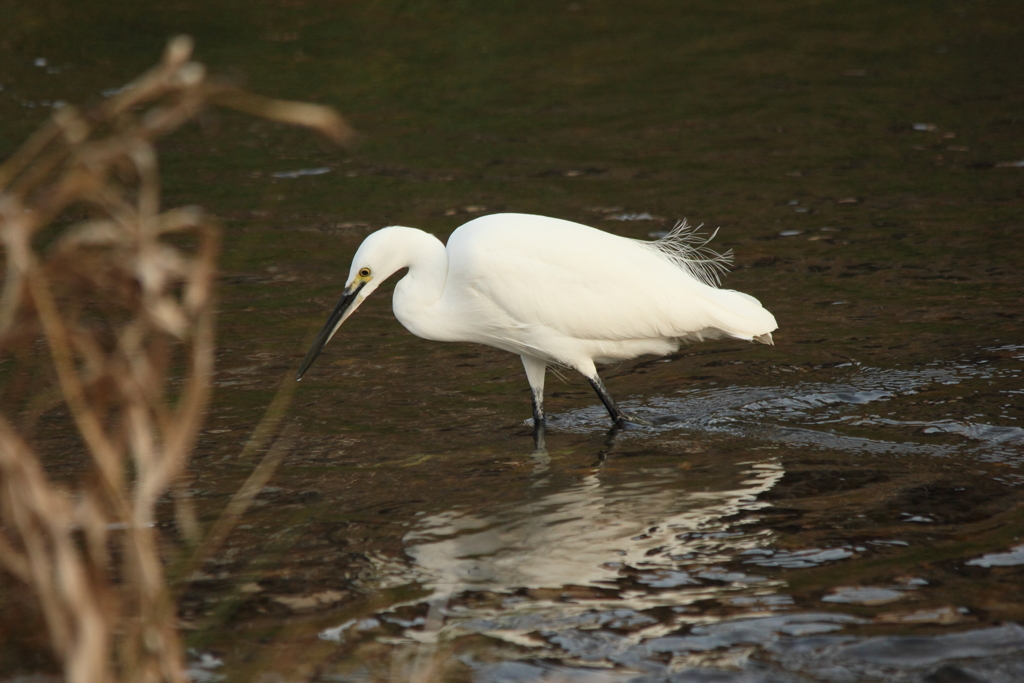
[2,1,1024,681]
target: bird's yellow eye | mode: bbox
[358,267,371,278]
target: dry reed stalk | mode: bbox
[0,36,351,683]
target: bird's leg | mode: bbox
[587,375,624,422]
[521,355,549,449]
[531,387,547,451]
[530,386,546,425]
[587,374,652,426]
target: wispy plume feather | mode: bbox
[638,220,734,287]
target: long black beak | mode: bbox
[296,281,366,380]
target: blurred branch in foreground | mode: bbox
[0,35,350,683]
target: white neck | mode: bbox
[388,229,454,341]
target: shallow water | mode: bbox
[2,1,1024,681]
[290,348,1024,681]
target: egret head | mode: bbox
[296,227,416,380]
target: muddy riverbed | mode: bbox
[2,1,1023,681]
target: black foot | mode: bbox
[604,416,650,443]
[615,413,653,427]
[532,419,547,451]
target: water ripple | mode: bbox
[550,354,1024,463]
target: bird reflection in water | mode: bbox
[354,457,785,679]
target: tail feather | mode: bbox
[694,286,778,342]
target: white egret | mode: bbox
[297,213,776,438]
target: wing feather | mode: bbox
[445,214,776,345]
